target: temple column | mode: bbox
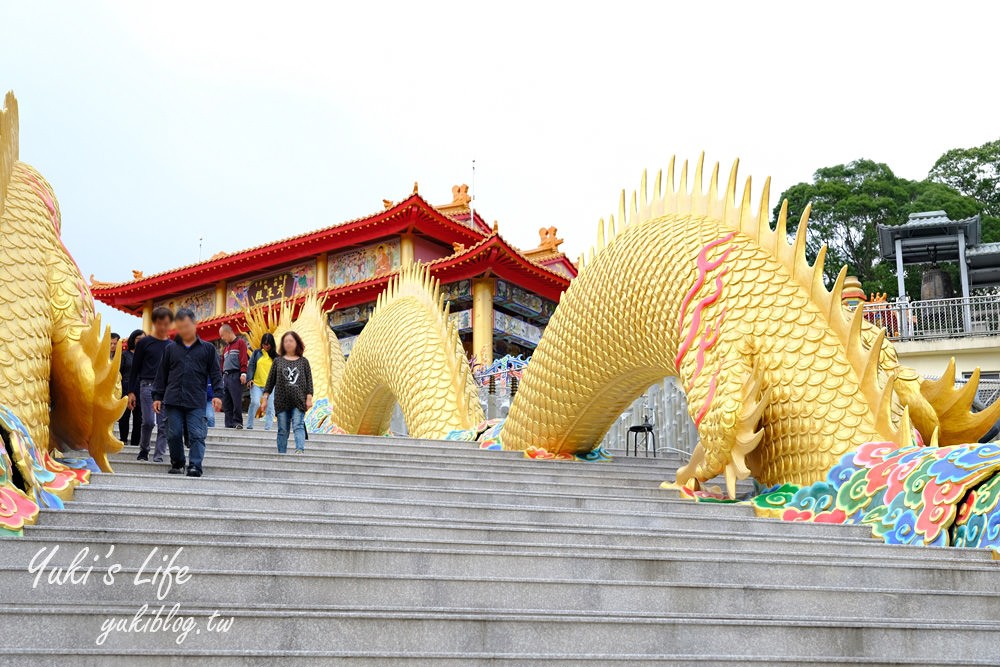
[141,300,153,332]
[894,238,906,299]
[316,254,328,291]
[215,280,227,316]
[472,277,495,365]
[400,233,415,266]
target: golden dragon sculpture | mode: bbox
[242,264,483,440]
[0,92,125,533]
[500,156,999,497]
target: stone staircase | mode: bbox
[2,428,999,665]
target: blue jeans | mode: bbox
[166,405,208,470]
[139,380,168,460]
[276,408,305,453]
[246,384,274,430]
[205,400,215,428]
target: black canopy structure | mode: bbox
[877,210,982,300]
[877,211,1000,335]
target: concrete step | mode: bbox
[84,471,725,511]
[105,460,694,495]
[1,605,998,660]
[55,489,877,541]
[28,514,964,559]
[110,451,683,484]
[10,525,987,576]
[43,498,880,553]
[88,470,730,515]
[7,563,1000,620]
[203,429,688,465]
[196,433,690,469]
[8,654,998,667]
[9,533,996,591]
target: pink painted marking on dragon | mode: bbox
[693,309,726,380]
[674,234,735,427]
[695,364,722,426]
[675,233,735,371]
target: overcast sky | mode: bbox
[3,1,998,335]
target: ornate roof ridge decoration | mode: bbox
[436,184,472,213]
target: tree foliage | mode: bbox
[775,159,988,297]
[929,139,1000,242]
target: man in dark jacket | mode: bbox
[152,308,223,477]
[129,307,174,462]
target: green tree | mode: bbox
[775,159,987,297]
[928,139,1000,242]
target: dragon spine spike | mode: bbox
[773,199,789,256]
[692,152,705,199]
[810,245,829,301]
[608,216,617,244]
[875,369,901,435]
[639,169,648,209]
[724,159,740,206]
[597,218,605,252]
[0,91,17,220]
[861,327,886,391]
[756,177,771,244]
[827,267,849,321]
[946,367,980,413]
[707,162,720,205]
[619,190,628,228]
[738,176,754,235]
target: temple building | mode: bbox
[91,184,577,365]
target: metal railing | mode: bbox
[861,295,1000,341]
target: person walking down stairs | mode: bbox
[152,308,224,477]
[246,332,277,431]
[219,323,249,429]
[260,330,313,454]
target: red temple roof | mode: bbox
[92,193,489,307]
[91,188,577,339]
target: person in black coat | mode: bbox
[152,309,223,477]
[116,330,145,446]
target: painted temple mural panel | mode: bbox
[493,310,542,346]
[448,309,473,333]
[495,280,557,321]
[441,280,471,302]
[154,288,215,321]
[328,238,400,288]
[330,302,377,330]
[227,261,316,310]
